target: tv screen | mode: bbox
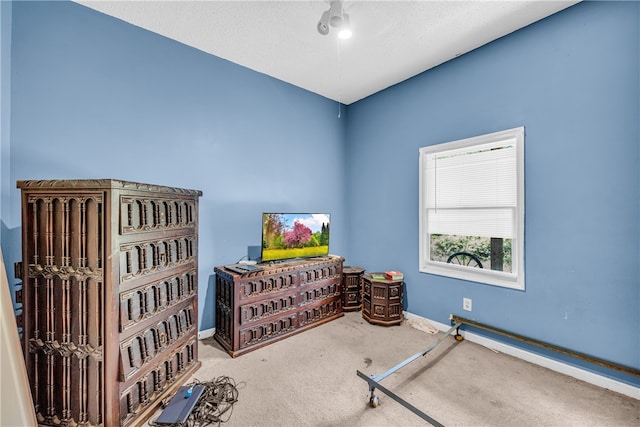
[261,213,330,263]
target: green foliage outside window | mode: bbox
[430,234,512,272]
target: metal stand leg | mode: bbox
[454,325,464,342]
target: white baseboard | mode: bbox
[198,327,215,340]
[403,311,640,400]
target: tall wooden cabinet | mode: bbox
[15,179,202,427]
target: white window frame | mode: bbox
[419,127,525,290]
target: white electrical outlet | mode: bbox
[463,297,472,311]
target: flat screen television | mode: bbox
[261,213,330,263]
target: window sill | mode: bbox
[420,262,524,290]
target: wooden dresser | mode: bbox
[15,179,202,426]
[214,256,344,357]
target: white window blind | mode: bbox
[419,126,525,290]
[425,138,517,239]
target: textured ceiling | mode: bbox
[74,1,579,104]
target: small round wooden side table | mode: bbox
[362,273,404,326]
[342,266,365,311]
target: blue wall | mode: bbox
[1,0,638,386]
[1,0,13,261]
[2,1,348,331]
[347,1,639,382]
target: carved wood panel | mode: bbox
[119,269,196,331]
[119,303,195,381]
[118,338,197,426]
[120,196,196,234]
[342,266,365,312]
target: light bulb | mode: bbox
[338,13,351,39]
[338,28,352,39]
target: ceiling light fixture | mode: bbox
[317,1,351,39]
[329,1,343,28]
[317,10,330,35]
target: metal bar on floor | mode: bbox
[357,370,445,427]
[356,322,461,427]
[450,315,640,377]
[371,322,461,383]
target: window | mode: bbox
[419,127,525,290]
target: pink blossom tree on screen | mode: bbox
[283,221,312,248]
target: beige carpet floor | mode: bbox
[146,311,639,426]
